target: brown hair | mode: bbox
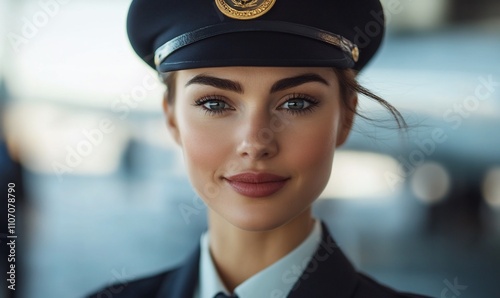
[161,69,407,130]
[332,68,407,130]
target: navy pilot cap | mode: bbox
[127,0,386,73]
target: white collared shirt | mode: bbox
[193,220,322,298]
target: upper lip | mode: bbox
[225,172,289,183]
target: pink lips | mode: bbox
[224,172,289,198]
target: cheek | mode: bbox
[183,126,219,162]
[286,111,340,189]
[177,114,233,181]
[296,124,336,171]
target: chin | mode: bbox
[225,211,292,232]
[224,206,306,232]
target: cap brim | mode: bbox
[157,31,354,73]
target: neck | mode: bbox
[207,210,315,293]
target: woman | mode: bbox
[90,0,431,297]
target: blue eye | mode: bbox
[203,100,228,111]
[193,96,234,115]
[279,94,319,115]
[281,98,312,110]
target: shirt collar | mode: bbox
[197,230,230,297]
[197,219,322,298]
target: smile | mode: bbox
[224,172,289,198]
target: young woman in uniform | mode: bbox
[90,0,431,297]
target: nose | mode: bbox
[236,112,279,160]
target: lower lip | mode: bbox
[225,179,288,198]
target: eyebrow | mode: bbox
[185,75,243,93]
[185,73,329,94]
[270,73,330,93]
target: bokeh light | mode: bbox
[411,162,451,204]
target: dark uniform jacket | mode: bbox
[89,222,432,298]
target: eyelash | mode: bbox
[279,93,320,115]
[193,95,233,116]
[192,93,320,116]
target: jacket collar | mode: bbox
[156,245,201,298]
[155,221,359,298]
[287,221,359,297]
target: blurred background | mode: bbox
[1,0,499,297]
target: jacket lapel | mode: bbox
[155,245,201,298]
[287,222,359,298]
[153,222,359,298]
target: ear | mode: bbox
[162,96,181,146]
[336,92,357,147]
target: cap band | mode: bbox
[154,20,359,70]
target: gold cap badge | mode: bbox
[352,46,359,63]
[215,0,276,20]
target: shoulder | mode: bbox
[352,272,433,298]
[303,221,433,298]
[86,268,175,298]
[87,245,201,298]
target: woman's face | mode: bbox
[165,67,355,231]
